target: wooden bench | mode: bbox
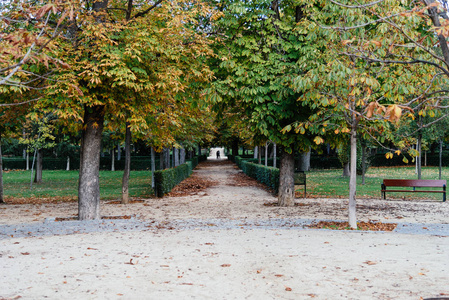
[294,171,306,198]
[381,179,446,202]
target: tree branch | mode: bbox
[132,0,163,19]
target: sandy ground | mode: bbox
[1,159,449,299]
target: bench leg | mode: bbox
[381,184,386,200]
[443,185,446,202]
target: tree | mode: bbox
[36,0,219,219]
[287,0,449,228]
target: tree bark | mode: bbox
[78,105,105,220]
[111,148,115,171]
[299,150,311,172]
[164,147,170,169]
[174,147,179,167]
[117,144,121,161]
[258,146,262,164]
[265,142,268,166]
[0,134,3,203]
[348,123,358,229]
[34,149,42,183]
[151,147,156,189]
[278,149,295,207]
[273,143,277,168]
[26,150,29,170]
[66,156,70,171]
[180,148,186,164]
[159,150,163,170]
[342,162,350,177]
[121,122,131,204]
[232,140,239,157]
[253,146,258,159]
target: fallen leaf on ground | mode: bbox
[285,287,292,291]
[364,261,377,265]
[221,264,231,267]
[125,259,137,265]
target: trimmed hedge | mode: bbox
[154,161,193,197]
[235,156,280,194]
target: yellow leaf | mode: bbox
[395,150,401,155]
[314,136,324,145]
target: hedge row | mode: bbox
[153,162,193,197]
[235,156,280,194]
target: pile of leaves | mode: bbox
[197,160,233,168]
[4,196,77,205]
[230,172,272,191]
[166,174,217,197]
[263,202,310,207]
[307,220,397,231]
[106,200,146,205]
[55,215,134,221]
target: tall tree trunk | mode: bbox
[151,147,156,190]
[273,143,277,168]
[342,162,350,177]
[78,105,105,220]
[232,140,239,157]
[258,146,262,164]
[26,150,29,170]
[439,139,443,180]
[159,150,163,170]
[265,142,268,166]
[66,156,70,171]
[163,147,170,169]
[174,147,179,167]
[253,146,258,159]
[117,144,121,161]
[0,134,3,203]
[180,148,186,164]
[299,150,311,172]
[348,122,358,229]
[34,149,42,183]
[121,122,131,204]
[278,149,295,207]
[111,149,115,171]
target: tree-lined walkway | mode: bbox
[1,160,449,299]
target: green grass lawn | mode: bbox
[3,170,153,200]
[2,166,447,201]
[304,166,448,200]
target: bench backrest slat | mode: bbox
[383,179,446,187]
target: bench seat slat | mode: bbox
[381,179,446,202]
[381,189,445,193]
[383,179,446,187]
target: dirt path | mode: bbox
[1,159,449,299]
